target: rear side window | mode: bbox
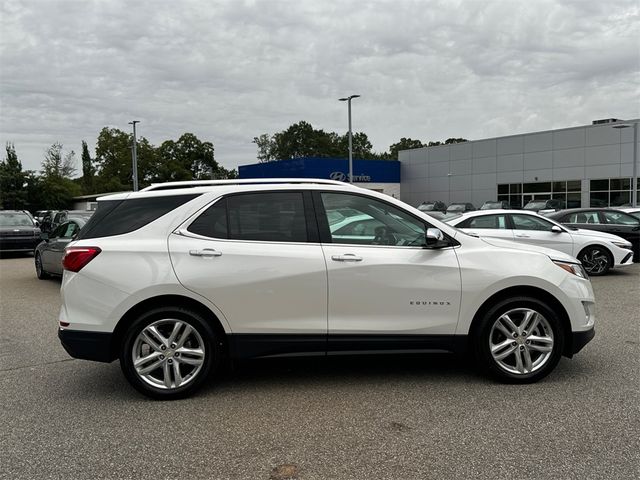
[228,193,307,242]
[77,194,200,240]
[187,199,228,238]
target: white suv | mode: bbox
[59,179,595,399]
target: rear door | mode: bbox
[168,191,328,343]
[42,221,81,274]
[510,213,573,255]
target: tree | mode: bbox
[39,142,81,209]
[94,127,133,192]
[388,138,424,160]
[444,137,468,145]
[81,140,94,193]
[154,133,217,182]
[0,143,28,209]
[42,142,77,178]
[253,133,276,163]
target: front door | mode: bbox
[509,213,573,255]
[315,192,462,347]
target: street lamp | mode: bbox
[129,120,140,191]
[339,95,360,183]
[612,120,638,207]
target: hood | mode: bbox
[480,236,578,263]
[571,228,628,243]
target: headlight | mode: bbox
[553,260,589,279]
[611,241,633,249]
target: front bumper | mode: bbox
[568,327,595,356]
[58,328,114,362]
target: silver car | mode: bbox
[35,217,89,278]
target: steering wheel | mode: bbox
[372,226,397,245]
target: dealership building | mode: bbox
[400,118,638,209]
[238,119,638,209]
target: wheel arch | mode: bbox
[468,285,575,357]
[110,294,228,361]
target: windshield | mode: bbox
[0,212,34,227]
[481,202,502,209]
[442,213,463,223]
[418,204,435,211]
[447,204,465,212]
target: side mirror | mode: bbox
[40,232,49,241]
[425,228,448,248]
[551,225,563,233]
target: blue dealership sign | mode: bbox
[239,157,400,183]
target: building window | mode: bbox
[498,180,581,208]
[590,178,633,207]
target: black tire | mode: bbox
[120,307,219,400]
[578,245,612,276]
[35,253,50,279]
[473,296,565,384]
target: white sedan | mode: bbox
[445,210,634,276]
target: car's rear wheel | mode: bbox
[474,297,564,383]
[120,307,219,399]
[578,246,612,276]
[35,253,49,279]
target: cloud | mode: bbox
[0,0,638,175]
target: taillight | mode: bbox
[62,247,101,272]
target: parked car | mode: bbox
[35,217,89,279]
[523,199,565,213]
[40,210,93,234]
[480,201,510,210]
[417,201,447,213]
[547,208,640,261]
[0,210,41,253]
[58,179,595,399]
[447,202,475,213]
[446,210,634,275]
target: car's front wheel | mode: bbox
[578,246,612,276]
[120,307,219,399]
[474,296,565,383]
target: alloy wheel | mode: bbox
[580,248,609,275]
[489,308,554,375]
[132,319,206,390]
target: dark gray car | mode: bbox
[35,217,88,278]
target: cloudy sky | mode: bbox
[1,0,638,173]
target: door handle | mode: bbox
[189,248,222,258]
[331,254,363,262]
[515,234,530,238]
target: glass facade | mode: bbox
[589,177,635,207]
[498,180,581,208]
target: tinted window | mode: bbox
[511,214,554,231]
[322,193,427,246]
[76,194,200,240]
[187,199,228,238]
[50,222,67,238]
[601,211,639,225]
[227,192,307,242]
[61,222,80,239]
[465,214,508,229]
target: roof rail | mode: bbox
[141,178,349,191]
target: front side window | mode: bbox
[321,193,426,246]
[461,214,508,229]
[187,199,228,238]
[61,222,80,239]
[601,211,639,226]
[50,222,68,238]
[511,214,554,231]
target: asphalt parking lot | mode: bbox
[0,256,638,480]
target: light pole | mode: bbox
[129,120,140,191]
[339,95,360,183]
[612,119,638,207]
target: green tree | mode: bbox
[0,143,28,209]
[154,133,217,182]
[81,140,94,193]
[388,138,424,160]
[39,142,81,209]
[94,127,133,192]
[444,137,468,145]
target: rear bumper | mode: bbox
[569,327,595,356]
[58,328,114,362]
